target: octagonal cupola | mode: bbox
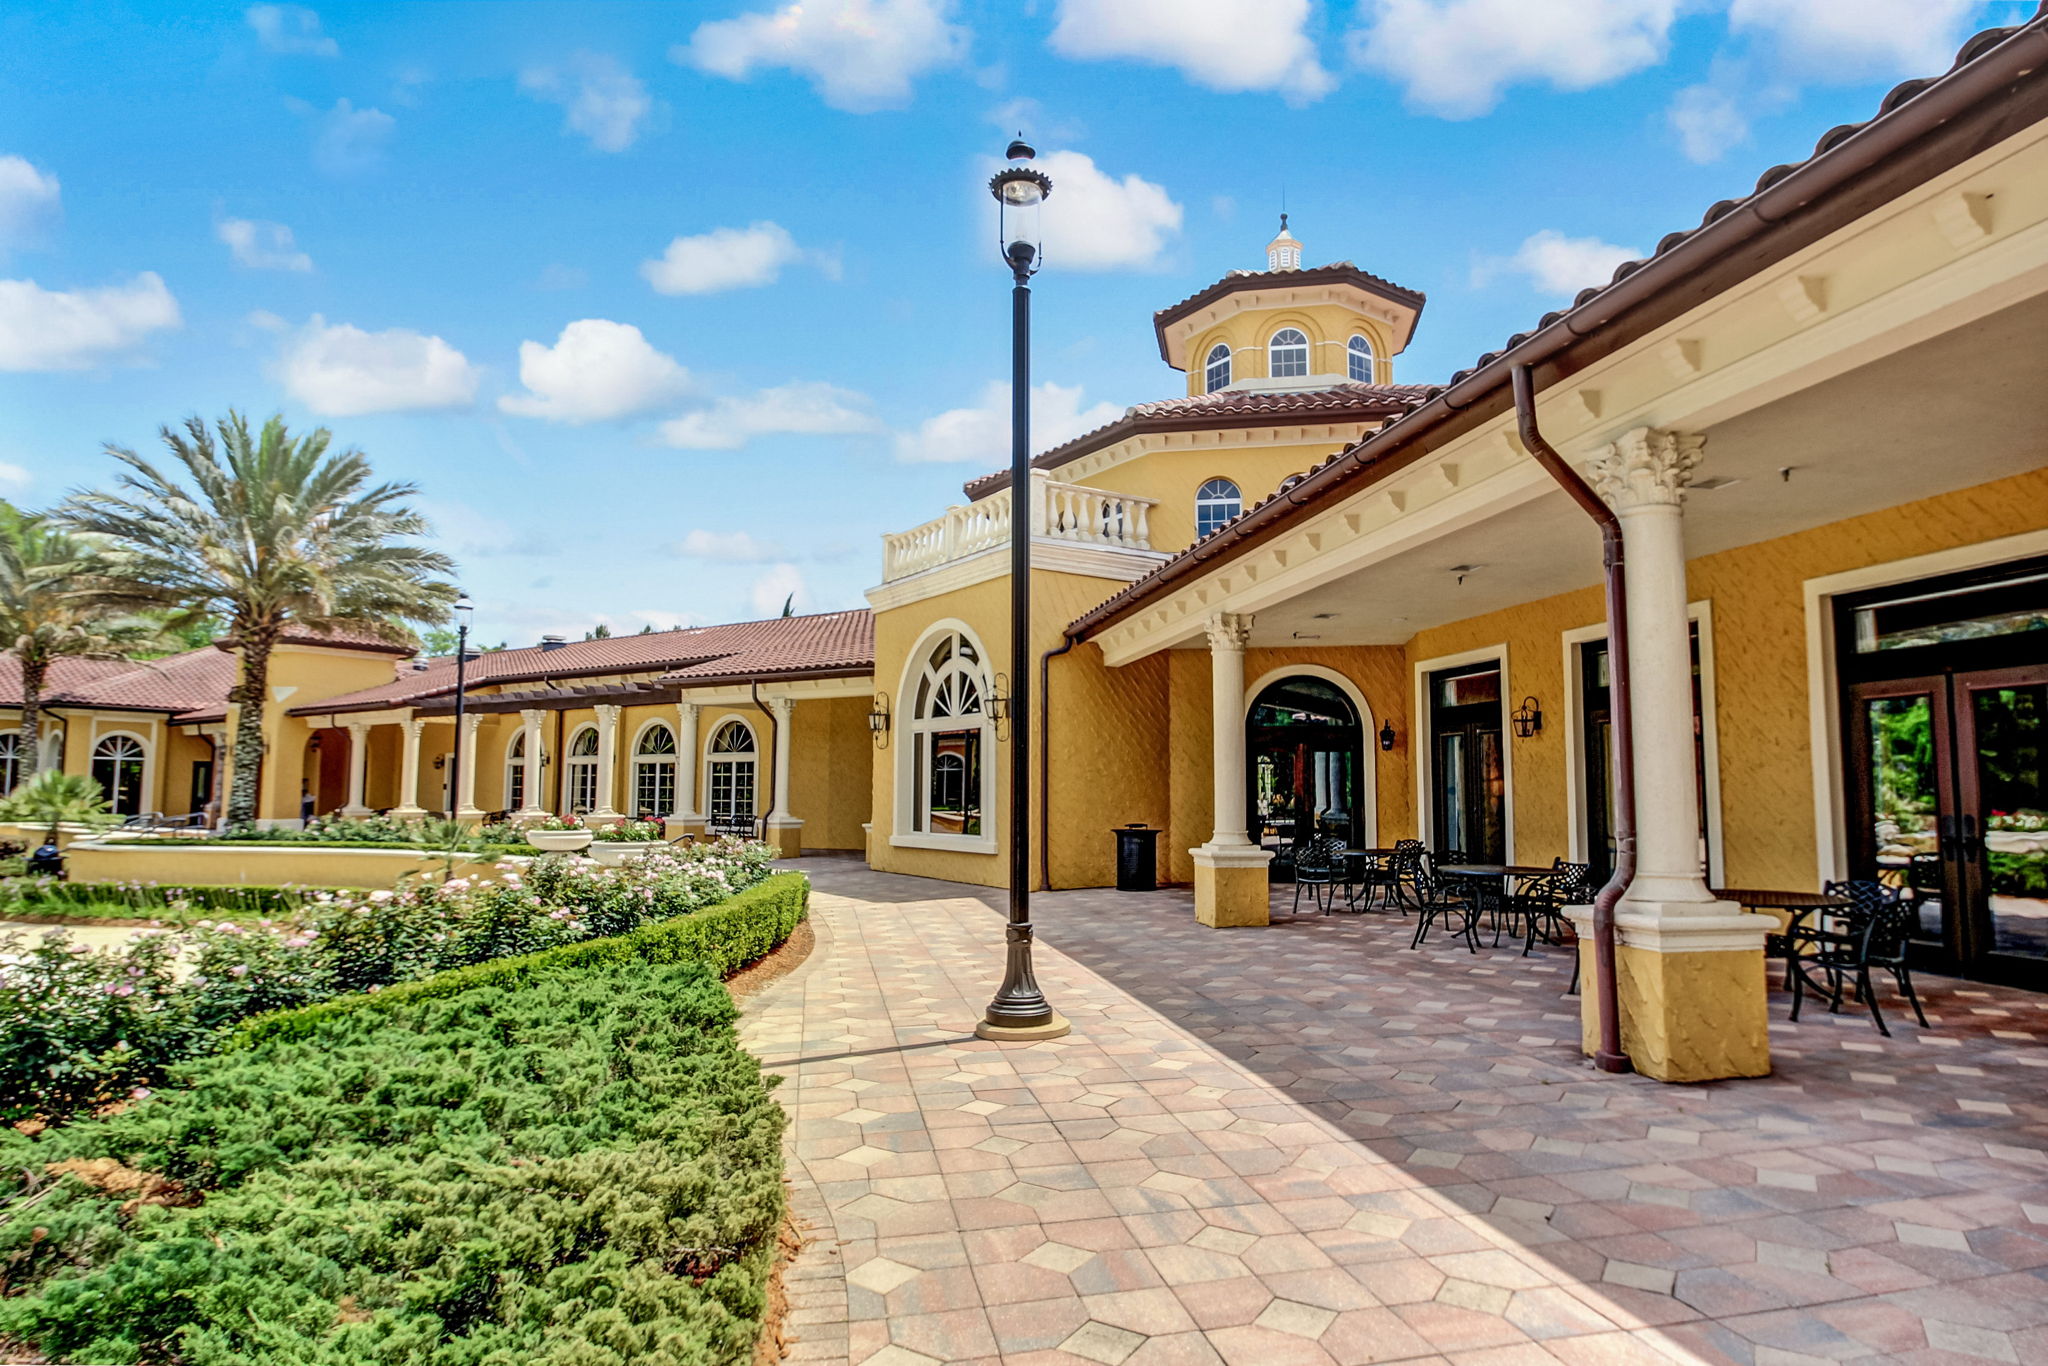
[1266,214,1304,271]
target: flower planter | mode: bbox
[525,829,594,853]
[587,840,654,866]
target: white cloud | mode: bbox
[1349,0,1678,118]
[0,273,181,372]
[1050,0,1333,101]
[659,382,881,450]
[749,563,808,617]
[1726,0,1981,80]
[0,156,61,252]
[246,4,338,56]
[894,381,1121,465]
[1024,151,1183,272]
[313,99,394,175]
[1476,229,1640,296]
[1668,72,1764,164]
[0,463,32,493]
[216,216,313,272]
[498,319,690,423]
[681,0,969,112]
[641,221,822,295]
[673,529,786,562]
[520,53,653,153]
[276,315,479,416]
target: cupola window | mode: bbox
[1269,328,1309,379]
[1196,478,1243,539]
[1204,343,1231,393]
[1348,334,1375,383]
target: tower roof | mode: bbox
[1265,213,1304,271]
[1152,261,1427,370]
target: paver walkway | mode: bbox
[742,861,2048,1366]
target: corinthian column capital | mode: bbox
[1205,612,1253,653]
[1588,428,1706,511]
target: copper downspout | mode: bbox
[1037,636,1078,890]
[1512,364,1632,1075]
[750,679,775,840]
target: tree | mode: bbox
[419,626,506,656]
[780,594,793,618]
[0,770,113,844]
[0,505,158,785]
[64,413,457,824]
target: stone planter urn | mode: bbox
[586,840,652,866]
[526,829,594,854]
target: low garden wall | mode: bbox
[64,840,509,889]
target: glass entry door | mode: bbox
[1428,664,1504,862]
[1247,675,1364,879]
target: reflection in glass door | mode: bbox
[1428,664,1504,862]
[1961,671,2047,966]
[1248,676,1364,879]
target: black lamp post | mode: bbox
[447,592,473,820]
[978,139,1068,1042]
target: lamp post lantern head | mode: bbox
[454,592,474,629]
[990,139,1052,275]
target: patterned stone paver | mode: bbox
[742,860,2048,1366]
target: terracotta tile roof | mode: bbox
[962,382,1431,500]
[0,647,238,714]
[1151,261,1427,361]
[293,609,875,715]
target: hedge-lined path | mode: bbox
[744,860,2048,1366]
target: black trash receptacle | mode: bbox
[1113,824,1159,892]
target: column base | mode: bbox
[454,806,485,826]
[340,803,373,819]
[511,807,551,827]
[764,816,804,859]
[975,1012,1072,1042]
[1566,900,1778,1083]
[1192,843,1273,927]
[663,814,706,842]
[584,810,624,829]
[390,804,427,820]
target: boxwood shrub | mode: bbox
[0,878,307,922]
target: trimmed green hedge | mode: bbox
[0,880,305,923]
[96,837,533,856]
[231,871,809,1049]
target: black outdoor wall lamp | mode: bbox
[1378,719,1397,752]
[1511,696,1544,738]
[867,692,891,749]
[987,673,1012,740]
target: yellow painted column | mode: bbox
[764,695,803,857]
[1191,612,1272,926]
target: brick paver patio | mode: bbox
[743,860,2048,1366]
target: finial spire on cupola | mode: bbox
[1266,212,1303,271]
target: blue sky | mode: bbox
[0,1,2022,642]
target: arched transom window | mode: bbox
[633,723,677,818]
[1348,334,1375,383]
[505,731,544,813]
[1196,478,1243,540]
[92,734,146,817]
[1269,328,1309,379]
[904,629,990,841]
[706,720,757,826]
[1203,343,1231,394]
[564,726,600,814]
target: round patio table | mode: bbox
[1339,848,1401,910]
[1712,888,1855,987]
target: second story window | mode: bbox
[1196,477,1243,539]
[1348,334,1375,382]
[1204,343,1231,393]
[1270,328,1309,379]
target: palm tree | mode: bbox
[0,770,112,844]
[0,504,158,786]
[63,413,457,824]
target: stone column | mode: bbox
[1572,427,1775,1082]
[455,713,483,821]
[763,695,803,858]
[516,709,547,820]
[392,717,426,817]
[665,701,703,840]
[342,721,372,816]
[589,704,622,821]
[1192,612,1271,926]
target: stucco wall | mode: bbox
[1183,302,1397,395]
[1077,438,1366,555]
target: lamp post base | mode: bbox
[975,1012,1072,1042]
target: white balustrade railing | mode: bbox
[882,476,1158,582]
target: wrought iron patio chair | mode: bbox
[1292,834,1346,915]
[1510,859,1590,956]
[1409,851,1481,953]
[1790,879,1929,1037]
[1383,839,1425,914]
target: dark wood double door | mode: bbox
[1249,675,1364,879]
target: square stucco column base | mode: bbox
[1193,845,1273,927]
[1567,904,1778,1082]
[662,816,706,842]
[765,818,804,859]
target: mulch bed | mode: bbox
[724,917,814,1001]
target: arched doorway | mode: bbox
[1248,675,1365,879]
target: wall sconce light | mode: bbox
[988,673,1011,739]
[1511,696,1544,738]
[432,754,446,770]
[1378,720,1397,752]
[867,692,891,750]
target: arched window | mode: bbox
[1269,328,1309,379]
[1348,334,1374,383]
[905,629,990,840]
[564,726,600,814]
[1204,343,1231,394]
[0,733,20,795]
[1196,478,1243,539]
[92,734,146,817]
[506,732,546,812]
[633,723,677,818]
[706,721,757,826]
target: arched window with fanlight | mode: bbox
[0,733,20,796]
[564,726,600,814]
[1203,343,1231,393]
[1195,477,1243,539]
[706,720,757,826]
[900,627,992,845]
[505,731,543,813]
[633,722,677,818]
[1269,328,1309,379]
[1348,334,1375,383]
[92,734,147,817]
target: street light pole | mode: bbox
[978,139,1070,1042]
[447,592,472,821]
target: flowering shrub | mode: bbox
[525,813,585,832]
[1988,809,2047,832]
[591,817,663,842]
[0,838,777,1121]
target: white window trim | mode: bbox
[1347,334,1375,383]
[90,729,152,818]
[1203,344,1232,393]
[563,723,600,814]
[1410,644,1514,860]
[704,716,760,823]
[1268,328,1310,379]
[1244,664,1379,847]
[504,731,542,813]
[892,619,998,855]
[1561,602,1724,887]
[1801,528,2048,886]
[630,719,679,816]
[1195,477,1243,539]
